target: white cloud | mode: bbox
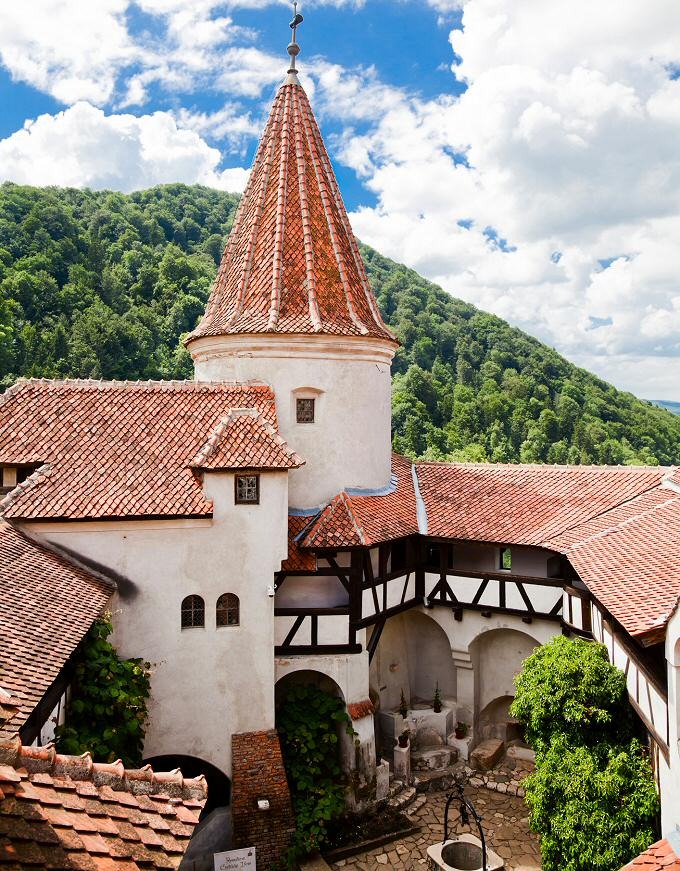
[0,102,249,193]
[339,0,680,399]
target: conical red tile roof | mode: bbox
[189,80,397,343]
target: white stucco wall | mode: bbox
[26,470,290,779]
[190,334,395,508]
[661,607,680,833]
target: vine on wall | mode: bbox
[276,683,354,863]
[55,617,151,767]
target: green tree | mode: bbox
[510,636,631,750]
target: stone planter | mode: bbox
[427,835,504,871]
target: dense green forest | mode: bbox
[1,181,679,465]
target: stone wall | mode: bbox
[231,730,296,869]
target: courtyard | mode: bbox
[328,787,541,871]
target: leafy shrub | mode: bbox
[55,617,151,766]
[510,635,631,750]
[511,637,659,871]
[523,736,659,871]
[276,684,354,862]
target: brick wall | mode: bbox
[231,730,296,870]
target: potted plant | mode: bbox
[455,721,468,740]
[397,729,411,748]
[433,682,442,713]
[399,688,408,719]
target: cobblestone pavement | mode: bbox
[329,788,541,871]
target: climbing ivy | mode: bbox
[276,684,354,863]
[511,637,659,871]
[55,617,151,767]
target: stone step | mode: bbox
[388,779,404,798]
[403,793,427,817]
[387,785,416,810]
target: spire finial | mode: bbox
[286,2,303,81]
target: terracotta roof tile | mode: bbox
[188,82,397,345]
[621,838,680,869]
[0,738,206,870]
[415,462,667,545]
[0,521,112,739]
[281,516,316,572]
[191,408,304,471]
[414,462,680,638]
[0,379,279,521]
[298,454,419,549]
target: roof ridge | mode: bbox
[0,737,207,802]
[559,490,680,553]
[416,460,671,472]
[1,377,275,393]
[190,407,304,470]
[541,476,672,547]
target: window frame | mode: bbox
[216,593,240,628]
[499,546,512,572]
[235,473,260,505]
[181,594,205,629]
[296,397,316,424]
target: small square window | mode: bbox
[296,398,315,424]
[235,474,259,504]
[500,547,512,571]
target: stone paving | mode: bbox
[329,787,541,871]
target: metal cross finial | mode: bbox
[287,1,304,74]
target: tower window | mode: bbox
[181,595,205,628]
[499,547,512,571]
[296,398,315,423]
[216,593,240,627]
[235,474,259,504]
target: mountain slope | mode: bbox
[1,182,678,466]
[652,400,680,416]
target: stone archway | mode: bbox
[469,628,539,745]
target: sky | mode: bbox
[1,1,679,401]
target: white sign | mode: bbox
[213,847,256,871]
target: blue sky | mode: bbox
[0,0,679,400]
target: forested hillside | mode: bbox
[1,182,678,465]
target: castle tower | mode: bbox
[187,18,398,508]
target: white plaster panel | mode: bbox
[191,336,394,507]
[276,576,348,608]
[27,471,289,779]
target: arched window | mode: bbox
[181,595,205,628]
[216,593,240,627]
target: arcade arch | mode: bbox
[469,628,539,742]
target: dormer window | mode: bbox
[296,398,315,424]
[235,474,259,504]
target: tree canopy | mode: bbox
[2,181,679,466]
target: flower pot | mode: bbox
[398,736,409,748]
[455,729,466,740]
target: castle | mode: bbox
[1,18,680,868]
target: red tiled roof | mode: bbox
[188,80,397,344]
[414,462,680,638]
[0,379,279,521]
[0,737,205,869]
[551,485,680,638]
[0,520,112,739]
[298,454,418,549]
[191,408,304,470]
[621,838,680,869]
[415,463,666,545]
[281,515,316,572]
